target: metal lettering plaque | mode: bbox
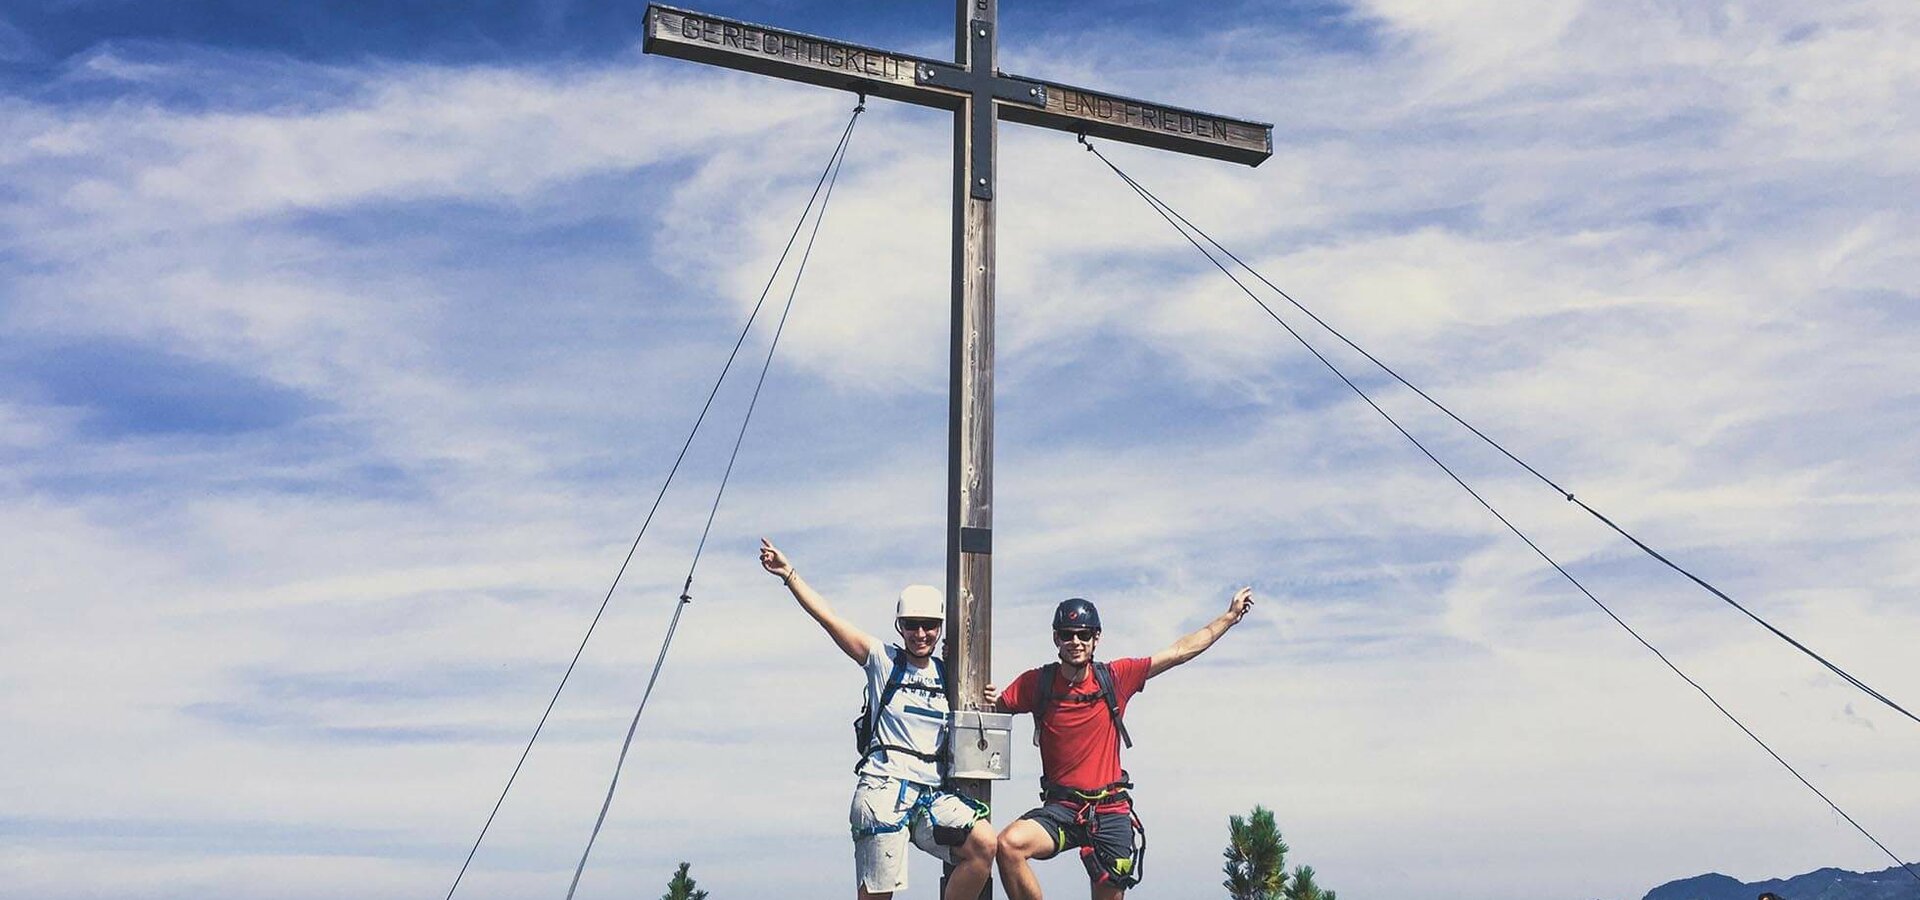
[645,5,955,110]
[1002,80,1272,165]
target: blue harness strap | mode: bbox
[850,781,991,839]
[851,781,930,838]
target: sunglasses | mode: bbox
[1054,628,1098,643]
[898,618,943,634]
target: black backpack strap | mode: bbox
[877,647,913,716]
[863,647,914,763]
[1092,661,1133,748]
[1032,662,1061,747]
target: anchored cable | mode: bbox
[1073,136,1919,728]
[1081,137,1918,881]
[443,103,866,900]
[562,100,864,899]
[1079,135,1914,728]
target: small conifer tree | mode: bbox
[1286,863,1335,900]
[660,861,708,900]
[1222,805,1337,900]
[1223,804,1288,900]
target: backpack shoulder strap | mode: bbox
[1031,662,1061,747]
[877,647,913,711]
[1092,661,1133,749]
[867,647,912,749]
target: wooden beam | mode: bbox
[946,7,996,900]
[643,4,1273,166]
[644,5,959,110]
[1001,75,1272,166]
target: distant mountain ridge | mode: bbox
[1643,866,1920,900]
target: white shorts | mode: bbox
[850,774,983,893]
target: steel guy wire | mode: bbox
[562,98,865,899]
[1081,135,1918,881]
[1084,143,1918,730]
[442,103,866,900]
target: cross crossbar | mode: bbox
[644,4,1273,167]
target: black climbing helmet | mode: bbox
[1052,597,1102,632]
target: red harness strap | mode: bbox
[1064,795,1145,887]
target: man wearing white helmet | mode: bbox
[760,539,998,900]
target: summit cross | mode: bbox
[643,3,1272,883]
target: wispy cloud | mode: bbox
[3,3,1918,899]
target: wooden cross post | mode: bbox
[644,3,1270,890]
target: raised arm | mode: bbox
[761,538,878,665]
[1147,586,1255,679]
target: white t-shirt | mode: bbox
[858,643,950,786]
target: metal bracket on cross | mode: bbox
[914,20,1047,199]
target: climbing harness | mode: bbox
[1038,775,1147,888]
[851,779,990,843]
[1032,661,1132,748]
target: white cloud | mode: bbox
[4,3,1920,900]
[13,56,832,228]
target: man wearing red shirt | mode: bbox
[985,588,1255,899]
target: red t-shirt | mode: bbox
[1000,656,1150,791]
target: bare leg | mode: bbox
[1090,881,1125,900]
[996,818,1057,900]
[858,888,893,900]
[942,820,999,900]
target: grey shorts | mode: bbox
[850,775,985,893]
[1019,796,1143,886]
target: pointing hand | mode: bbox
[1227,587,1254,624]
[760,538,793,580]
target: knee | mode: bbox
[996,834,1031,865]
[966,822,999,859]
[995,842,1018,870]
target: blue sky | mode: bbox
[4,1,1919,899]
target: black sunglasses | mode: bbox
[899,618,943,633]
[1054,628,1098,643]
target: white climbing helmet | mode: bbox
[896,584,944,622]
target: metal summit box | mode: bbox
[947,710,1014,780]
